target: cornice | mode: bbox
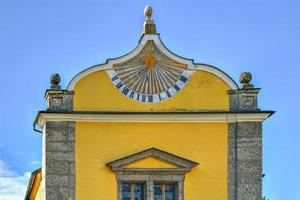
[34,110,274,128]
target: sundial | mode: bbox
[109,40,192,103]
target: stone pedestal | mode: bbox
[228,88,260,111]
[45,90,74,111]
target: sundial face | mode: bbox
[108,41,192,103]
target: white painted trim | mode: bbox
[67,35,238,90]
[37,112,271,127]
[195,64,238,89]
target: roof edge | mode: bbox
[66,34,238,90]
[24,168,41,200]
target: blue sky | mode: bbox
[0,0,299,199]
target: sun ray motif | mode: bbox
[109,40,192,103]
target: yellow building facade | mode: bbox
[26,6,273,200]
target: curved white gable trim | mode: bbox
[195,64,238,89]
[67,34,238,90]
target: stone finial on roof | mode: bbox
[143,5,157,35]
[50,73,61,90]
[144,5,153,19]
[240,72,254,88]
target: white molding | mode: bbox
[67,35,238,90]
[195,64,238,89]
[36,112,271,128]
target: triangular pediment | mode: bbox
[106,148,198,172]
[124,157,178,168]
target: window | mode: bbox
[154,183,176,200]
[121,181,177,200]
[106,148,199,200]
[122,182,145,200]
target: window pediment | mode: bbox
[125,157,178,169]
[106,148,198,175]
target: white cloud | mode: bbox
[30,160,40,165]
[0,160,31,200]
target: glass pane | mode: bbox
[134,183,144,200]
[122,183,131,200]
[165,184,175,200]
[154,184,163,200]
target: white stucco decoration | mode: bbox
[67,34,238,94]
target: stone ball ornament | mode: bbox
[50,73,61,89]
[239,72,254,88]
[239,72,252,84]
[144,5,153,19]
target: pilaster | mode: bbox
[41,74,76,200]
[228,72,262,200]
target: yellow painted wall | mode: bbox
[74,70,230,111]
[125,157,178,168]
[76,122,227,200]
[33,184,42,200]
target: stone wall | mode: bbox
[42,121,75,200]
